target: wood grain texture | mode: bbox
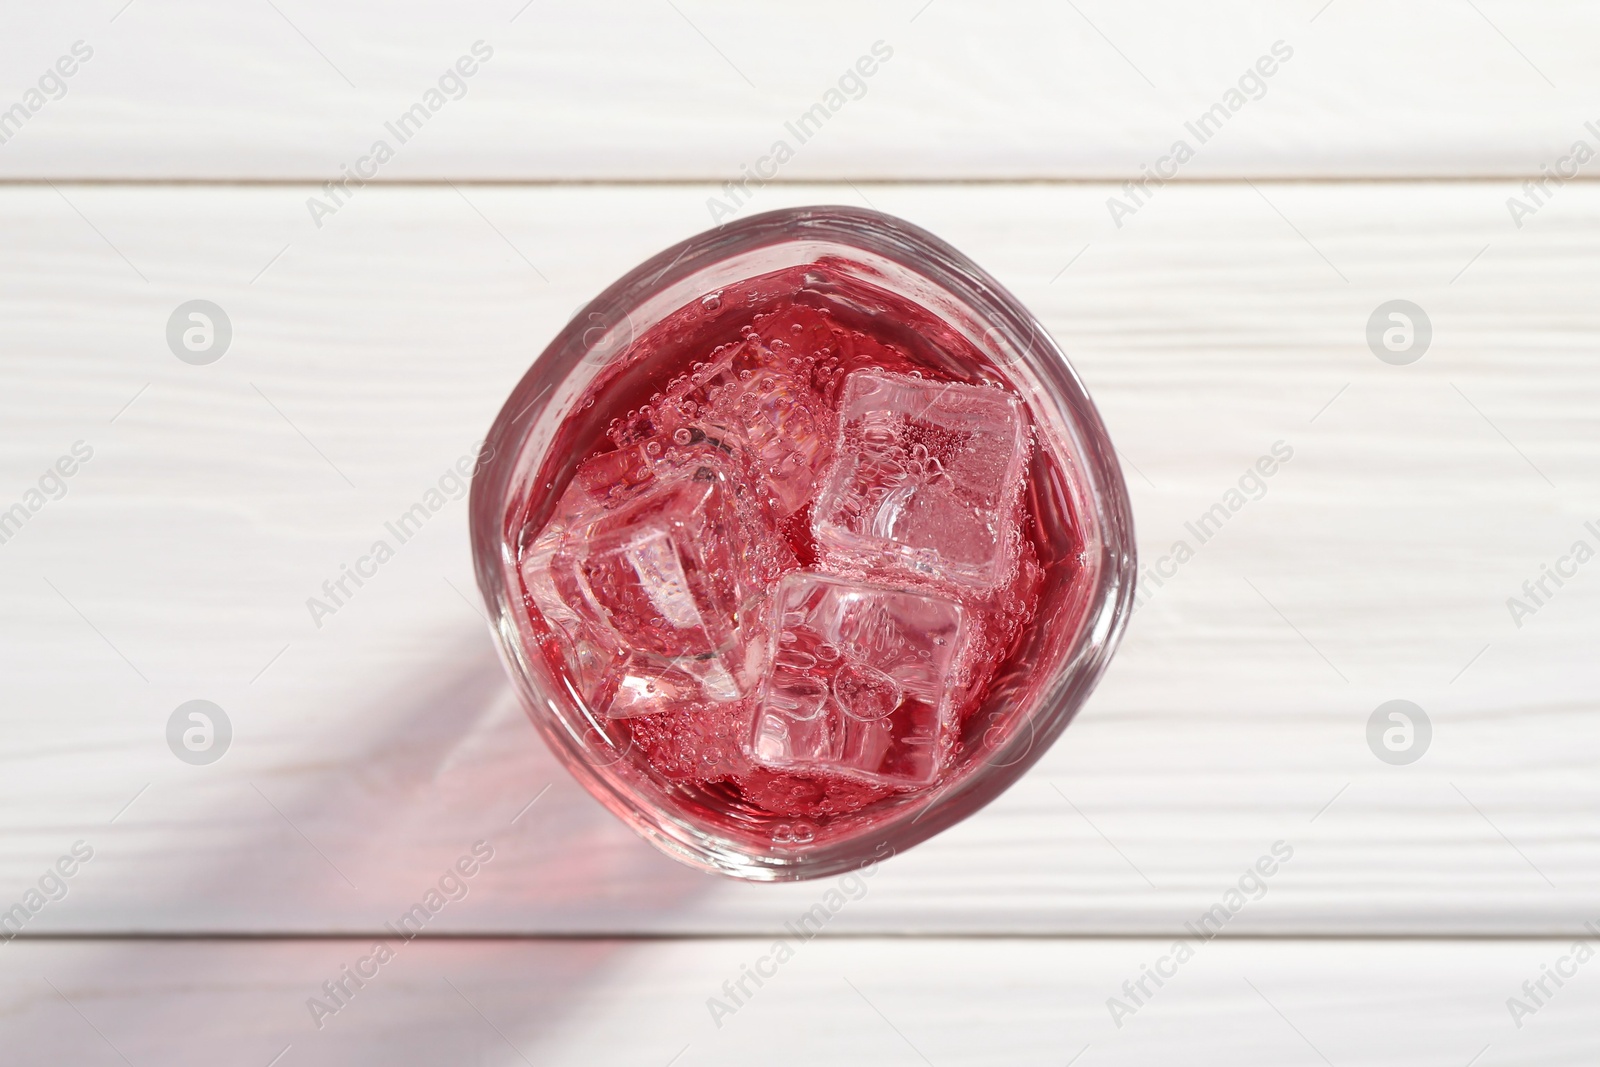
[2,1,1599,179]
[1,181,1597,935]
[2,938,1594,1065]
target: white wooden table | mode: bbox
[4,2,1598,1063]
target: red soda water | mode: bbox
[516,261,1070,841]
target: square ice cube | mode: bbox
[592,649,742,718]
[646,341,831,518]
[749,572,967,787]
[812,369,1030,589]
[702,367,831,517]
[522,447,781,718]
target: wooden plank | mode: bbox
[3,1,1599,180]
[1,181,1597,934]
[1,937,1594,1065]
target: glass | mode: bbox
[469,206,1136,881]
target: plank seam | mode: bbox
[3,175,1599,188]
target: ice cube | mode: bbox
[703,367,831,516]
[749,572,967,787]
[592,650,741,719]
[522,445,786,718]
[642,340,830,517]
[812,370,1030,589]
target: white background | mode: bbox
[2,2,1598,1064]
